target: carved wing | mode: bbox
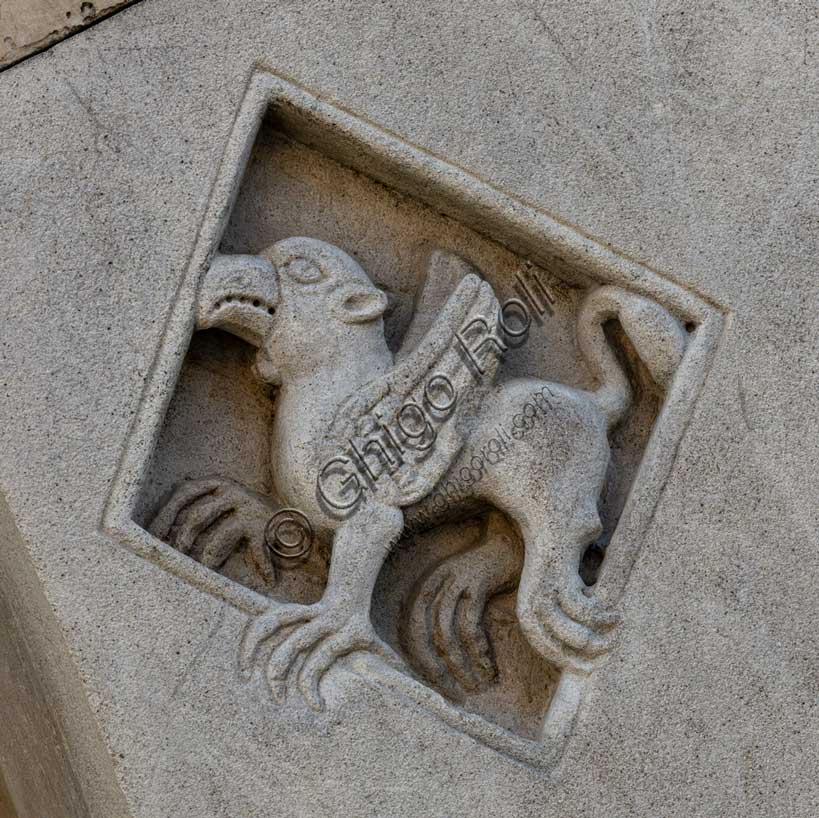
[395,249,480,362]
[324,272,502,507]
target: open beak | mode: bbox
[196,254,280,347]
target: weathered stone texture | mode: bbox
[0,2,817,817]
[0,0,139,69]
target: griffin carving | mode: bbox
[150,237,686,710]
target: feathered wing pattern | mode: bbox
[395,249,480,363]
[324,272,502,507]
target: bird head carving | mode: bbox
[196,237,390,385]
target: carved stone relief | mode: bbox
[105,71,724,769]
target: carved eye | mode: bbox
[281,257,324,284]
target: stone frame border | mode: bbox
[102,67,726,771]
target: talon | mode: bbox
[401,512,519,694]
[431,576,483,691]
[456,591,496,680]
[300,670,325,713]
[266,618,328,684]
[248,603,400,710]
[149,478,222,541]
[536,594,613,656]
[269,679,286,704]
[297,633,344,712]
[557,586,621,631]
[238,604,313,677]
[517,606,596,674]
[198,516,244,568]
[171,497,233,556]
[150,478,275,579]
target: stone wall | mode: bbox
[0,2,817,817]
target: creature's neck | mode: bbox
[282,340,393,397]
[269,341,394,512]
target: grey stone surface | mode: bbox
[1,1,818,817]
[0,0,140,70]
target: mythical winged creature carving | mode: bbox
[150,237,686,710]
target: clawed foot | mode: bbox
[407,561,498,694]
[149,477,275,582]
[403,512,523,694]
[518,574,621,674]
[239,600,404,711]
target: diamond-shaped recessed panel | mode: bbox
[104,71,724,769]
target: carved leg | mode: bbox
[239,503,405,710]
[516,517,621,674]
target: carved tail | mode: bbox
[576,286,687,428]
[398,287,686,692]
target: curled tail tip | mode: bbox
[579,286,687,391]
[619,297,687,389]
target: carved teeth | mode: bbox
[211,294,275,315]
[196,253,280,347]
